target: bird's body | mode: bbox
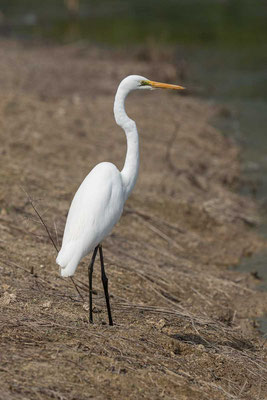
[57,162,124,277]
[56,75,184,324]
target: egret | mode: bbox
[56,75,184,325]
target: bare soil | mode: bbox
[0,39,266,400]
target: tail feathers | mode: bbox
[60,258,79,277]
[56,243,81,277]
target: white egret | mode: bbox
[56,75,185,325]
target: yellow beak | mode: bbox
[147,80,185,90]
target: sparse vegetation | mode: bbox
[0,39,266,400]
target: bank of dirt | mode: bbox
[0,39,266,400]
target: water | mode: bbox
[186,47,267,335]
[1,0,266,333]
[1,0,267,46]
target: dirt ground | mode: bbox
[0,39,267,400]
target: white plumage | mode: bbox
[57,162,124,276]
[56,75,184,279]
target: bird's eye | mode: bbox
[140,80,150,87]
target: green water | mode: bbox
[1,0,267,46]
[1,0,266,334]
[184,44,267,336]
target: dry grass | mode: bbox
[0,39,267,399]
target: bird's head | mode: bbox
[118,75,185,92]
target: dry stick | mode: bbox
[0,257,48,284]
[113,302,230,333]
[0,253,82,302]
[133,213,184,251]
[22,187,84,302]
[54,219,59,250]
[106,247,184,299]
[125,206,186,234]
[21,188,59,253]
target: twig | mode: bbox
[21,187,84,302]
[21,187,59,253]
[70,277,84,301]
[54,219,59,249]
[133,213,184,251]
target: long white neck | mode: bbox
[114,84,139,200]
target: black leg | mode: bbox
[99,244,113,326]
[88,246,99,324]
